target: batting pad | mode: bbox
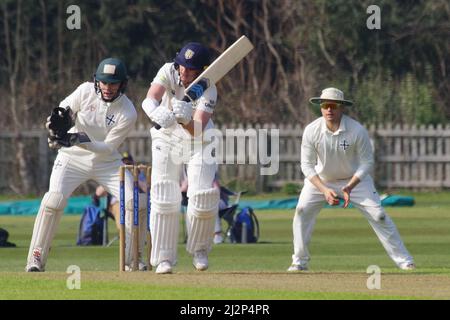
[27,192,67,270]
[150,180,181,266]
[186,188,220,254]
[124,194,148,266]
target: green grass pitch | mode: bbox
[1,192,449,300]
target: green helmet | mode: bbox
[95,58,127,83]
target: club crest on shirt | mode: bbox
[106,114,116,126]
[339,139,350,150]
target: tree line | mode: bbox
[1,0,449,194]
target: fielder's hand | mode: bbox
[341,185,352,208]
[171,98,193,125]
[324,188,340,206]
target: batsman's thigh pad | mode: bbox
[150,180,181,266]
[27,192,67,269]
[186,188,220,254]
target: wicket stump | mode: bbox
[119,164,152,272]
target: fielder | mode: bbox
[288,87,415,272]
[26,58,148,272]
[142,42,220,274]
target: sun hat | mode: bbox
[309,87,353,106]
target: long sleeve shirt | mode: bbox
[301,115,374,182]
[150,63,217,139]
[58,82,137,163]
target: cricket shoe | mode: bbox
[287,264,308,272]
[26,263,44,272]
[155,261,173,274]
[400,263,416,270]
[193,250,208,271]
[26,247,44,272]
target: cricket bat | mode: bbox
[155,35,254,129]
[184,35,254,99]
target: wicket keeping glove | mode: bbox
[48,132,90,149]
[45,106,74,138]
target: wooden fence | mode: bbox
[1,123,450,194]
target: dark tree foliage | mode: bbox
[0,0,449,193]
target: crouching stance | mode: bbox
[142,42,220,273]
[26,58,148,272]
[288,88,415,272]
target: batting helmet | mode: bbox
[95,58,128,83]
[174,43,210,70]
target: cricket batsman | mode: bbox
[142,43,220,274]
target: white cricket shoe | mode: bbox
[26,248,44,272]
[287,264,308,272]
[25,263,44,272]
[155,261,173,274]
[213,233,224,244]
[193,250,208,271]
[400,263,416,270]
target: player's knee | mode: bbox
[189,188,220,218]
[151,180,181,212]
[366,206,386,222]
[42,191,67,213]
[295,205,304,216]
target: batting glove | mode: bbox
[149,107,176,129]
[185,79,208,101]
[172,98,193,125]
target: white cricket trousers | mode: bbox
[149,128,217,266]
[291,176,414,269]
[26,152,137,269]
[150,129,217,196]
[48,153,134,200]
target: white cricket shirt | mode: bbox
[57,82,137,162]
[301,115,374,182]
[151,63,217,138]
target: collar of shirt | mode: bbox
[320,115,347,136]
